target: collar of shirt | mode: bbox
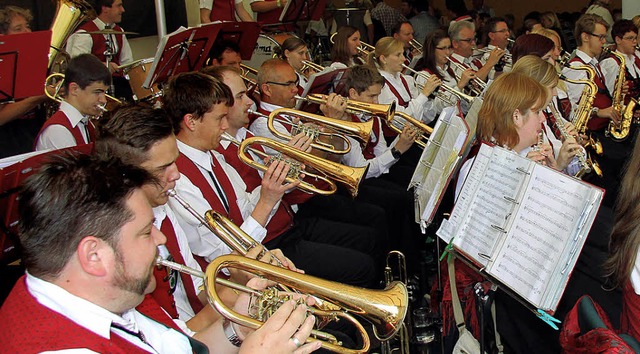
[26,272,139,340]
[451,52,469,65]
[259,101,283,114]
[220,127,249,149]
[93,17,114,30]
[176,139,215,174]
[379,69,402,81]
[576,49,595,65]
[59,101,88,129]
[153,204,168,230]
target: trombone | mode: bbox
[157,253,409,353]
[239,136,368,197]
[253,107,374,154]
[402,64,475,105]
[410,38,423,55]
[446,57,487,96]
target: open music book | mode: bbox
[409,106,470,230]
[437,143,603,312]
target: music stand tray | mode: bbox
[143,24,220,89]
[0,30,51,103]
[207,22,261,61]
[297,68,346,112]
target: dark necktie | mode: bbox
[207,169,230,213]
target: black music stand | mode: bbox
[0,30,51,103]
[297,67,346,112]
[276,0,328,27]
[143,24,220,89]
[0,144,93,266]
[206,22,261,61]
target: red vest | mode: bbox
[256,0,283,25]
[621,281,640,342]
[151,215,205,319]
[383,75,412,138]
[350,113,381,160]
[216,132,293,243]
[35,110,95,149]
[569,56,612,131]
[209,0,236,21]
[0,277,179,353]
[78,21,124,65]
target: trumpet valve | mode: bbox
[268,154,303,179]
[291,123,321,141]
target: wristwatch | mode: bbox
[223,319,243,347]
[391,147,402,159]
[591,107,600,117]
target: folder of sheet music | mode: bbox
[409,105,475,230]
[437,143,603,313]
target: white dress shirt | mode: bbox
[35,101,91,151]
[168,140,271,262]
[378,70,430,123]
[65,18,133,66]
[27,273,193,353]
[478,44,511,80]
[599,50,640,95]
[153,205,204,322]
[414,65,470,122]
[248,102,293,156]
[341,114,398,179]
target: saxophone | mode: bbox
[560,66,603,155]
[606,49,638,140]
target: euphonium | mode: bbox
[156,256,370,353]
[207,255,408,349]
[560,68,604,155]
[605,49,637,140]
[258,107,375,154]
[48,0,95,71]
[238,136,368,197]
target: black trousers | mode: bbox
[264,217,377,289]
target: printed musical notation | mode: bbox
[438,143,603,311]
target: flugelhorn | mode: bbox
[239,136,367,197]
[402,64,475,104]
[156,255,369,353]
[296,93,396,120]
[382,111,433,148]
[253,107,374,154]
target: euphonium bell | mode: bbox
[239,136,368,197]
[262,107,374,154]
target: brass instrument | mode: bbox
[473,46,512,62]
[157,254,408,353]
[301,60,325,73]
[547,105,602,178]
[240,64,260,94]
[254,107,374,154]
[44,73,122,114]
[402,64,475,105]
[331,34,373,65]
[605,49,637,140]
[556,50,573,67]
[409,38,423,55]
[239,136,368,197]
[446,57,487,96]
[382,111,433,148]
[296,93,396,120]
[48,0,95,71]
[560,68,604,155]
[381,251,411,354]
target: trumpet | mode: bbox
[402,64,475,105]
[250,107,373,154]
[446,57,487,96]
[45,72,122,113]
[382,111,432,148]
[301,60,325,73]
[157,253,409,353]
[239,136,368,197]
[296,93,395,120]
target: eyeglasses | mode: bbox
[622,36,638,42]
[588,32,607,41]
[266,79,299,88]
[457,38,477,43]
[436,46,453,50]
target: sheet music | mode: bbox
[489,165,600,308]
[412,107,469,227]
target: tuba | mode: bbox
[48,0,95,71]
[257,107,375,154]
[239,136,368,197]
[605,49,637,141]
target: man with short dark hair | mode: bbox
[0,152,319,353]
[479,17,510,79]
[35,54,111,150]
[208,41,243,69]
